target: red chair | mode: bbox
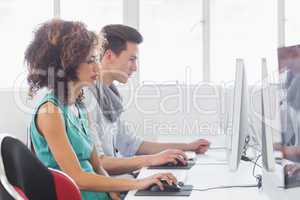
[50,168,82,200]
[0,133,82,200]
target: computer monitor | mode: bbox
[247,59,269,149]
[228,59,249,171]
[261,62,276,172]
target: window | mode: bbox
[60,0,122,32]
[139,0,203,84]
[0,1,293,88]
[285,1,300,46]
[210,0,278,84]
[0,0,53,89]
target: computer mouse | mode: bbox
[149,180,181,192]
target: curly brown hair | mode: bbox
[25,19,100,103]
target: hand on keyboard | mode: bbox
[149,149,188,166]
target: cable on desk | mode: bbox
[252,154,262,189]
[240,154,262,188]
[250,159,262,168]
[183,184,259,192]
[183,155,263,192]
[252,155,262,176]
[242,135,251,157]
[241,155,262,168]
[241,134,262,158]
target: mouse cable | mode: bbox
[241,155,262,168]
[182,184,259,192]
[251,154,263,189]
[186,154,263,192]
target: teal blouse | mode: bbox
[30,93,110,200]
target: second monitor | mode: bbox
[228,59,250,171]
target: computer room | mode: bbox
[0,0,300,199]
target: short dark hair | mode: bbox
[101,24,143,56]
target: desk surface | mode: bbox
[125,149,270,200]
[125,135,300,200]
[262,165,300,200]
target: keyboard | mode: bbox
[284,173,300,189]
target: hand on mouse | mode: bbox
[137,172,177,191]
[148,149,188,166]
[108,192,121,200]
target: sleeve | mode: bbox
[83,88,105,156]
[115,116,144,157]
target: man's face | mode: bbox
[106,42,139,83]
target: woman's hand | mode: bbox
[137,172,177,191]
[108,192,121,200]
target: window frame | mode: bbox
[51,0,287,86]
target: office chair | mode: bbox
[26,126,35,154]
[0,133,82,200]
[0,178,28,200]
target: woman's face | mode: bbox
[76,49,100,87]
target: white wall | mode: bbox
[0,85,224,143]
[0,84,278,144]
[0,89,33,142]
[119,84,224,140]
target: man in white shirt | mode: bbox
[84,24,210,175]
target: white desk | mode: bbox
[262,165,300,200]
[125,149,270,200]
[125,134,300,200]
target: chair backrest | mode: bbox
[0,134,29,200]
[0,134,57,200]
[0,133,82,200]
[26,126,36,154]
[0,181,18,200]
[27,132,82,200]
[0,182,28,200]
[50,168,82,200]
[14,186,29,200]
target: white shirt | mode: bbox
[83,88,143,157]
[281,103,300,146]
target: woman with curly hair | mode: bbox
[25,19,176,200]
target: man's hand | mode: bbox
[148,149,188,166]
[285,163,300,177]
[188,139,210,154]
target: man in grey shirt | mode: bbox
[84,24,210,175]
